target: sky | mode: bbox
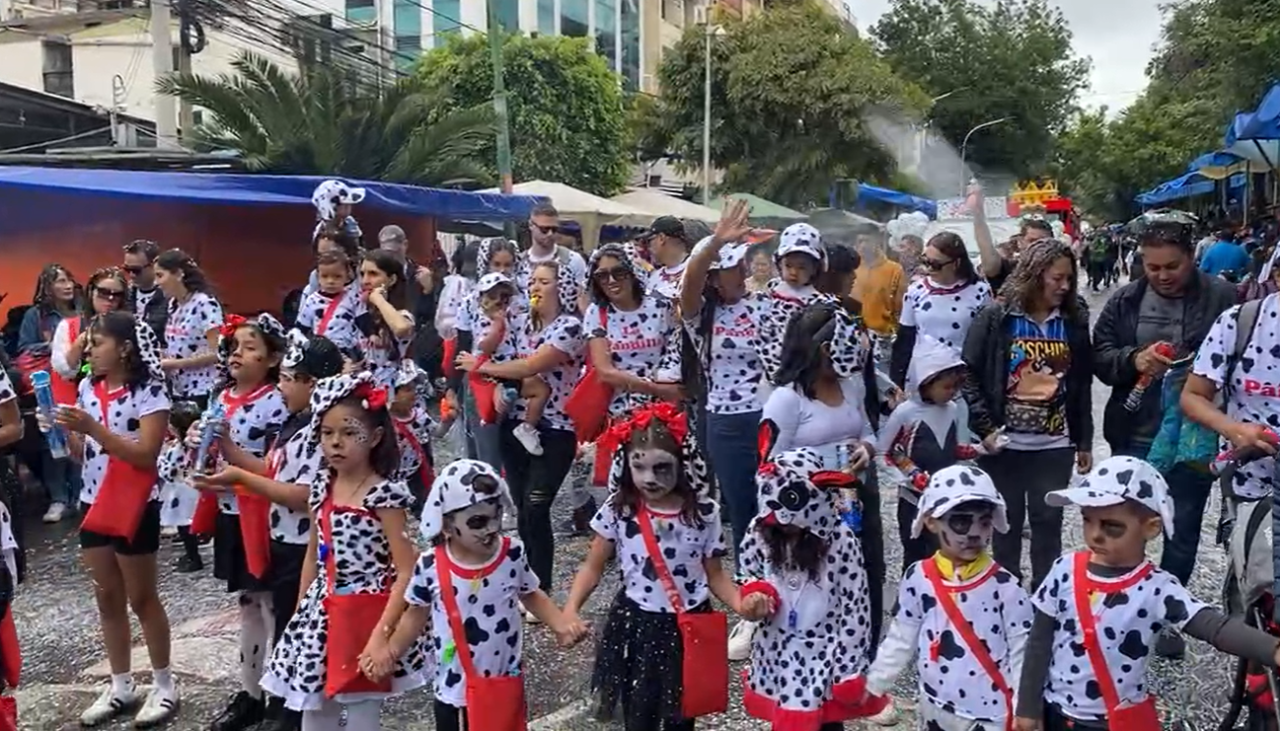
[849,0,1165,113]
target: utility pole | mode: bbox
[151,0,178,148]
[487,0,514,194]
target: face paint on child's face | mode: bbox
[1081,504,1152,567]
[447,500,502,555]
[936,507,995,561]
[318,404,379,470]
[628,447,679,498]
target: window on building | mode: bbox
[41,41,73,99]
[394,35,420,71]
[537,0,556,35]
[494,0,520,32]
[393,0,420,39]
[620,0,639,90]
[346,0,375,24]
[561,0,588,37]
[434,0,462,42]
[595,0,617,72]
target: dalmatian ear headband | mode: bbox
[216,312,286,365]
[419,459,515,541]
[131,314,166,382]
[603,402,712,498]
[307,371,387,443]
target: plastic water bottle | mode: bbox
[193,401,225,475]
[30,370,68,458]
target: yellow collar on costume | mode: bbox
[933,551,992,582]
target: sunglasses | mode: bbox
[94,287,125,301]
[121,265,145,275]
[592,266,632,283]
[532,223,560,234]
[922,257,954,271]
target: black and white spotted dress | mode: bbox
[164,292,223,400]
[260,474,429,711]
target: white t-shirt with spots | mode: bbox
[356,303,415,390]
[890,560,1032,723]
[295,287,361,352]
[1191,294,1280,500]
[684,292,768,414]
[583,296,683,417]
[505,312,584,432]
[0,369,15,406]
[459,294,520,363]
[164,292,223,398]
[899,278,993,353]
[405,537,540,708]
[215,384,289,514]
[77,377,171,505]
[265,416,319,545]
[391,406,435,483]
[648,260,689,301]
[590,500,726,614]
[1032,554,1208,722]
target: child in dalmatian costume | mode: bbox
[737,445,890,731]
[1014,456,1280,731]
[756,223,837,388]
[564,403,743,731]
[260,372,429,729]
[157,401,203,572]
[388,359,436,514]
[867,464,1032,731]
[378,459,584,731]
[310,179,364,246]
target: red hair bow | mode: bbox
[354,382,388,411]
[598,402,688,457]
[220,314,247,338]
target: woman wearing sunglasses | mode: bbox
[889,231,991,391]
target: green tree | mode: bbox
[417,33,631,197]
[637,1,929,208]
[872,0,1090,180]
[156,51,495,186]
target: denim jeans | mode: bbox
[42,452,80,506]
[980,447,1073,591]
[1158,463,1214,586]
[499,422,577,592]
[703,409,761,572]
[462,383,503,473]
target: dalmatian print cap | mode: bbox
[754,447,851,545]
[775,223,825,267]
[911,465,1009,539]
[311,179,366,222]
[217,312,286,367]
[307,371,385,445]
[691,236,749,272]
[476,272,515,295]
[1046,455,1175,537]
[133,312,165,382]
[419,459,515,541]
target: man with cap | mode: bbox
[639,216,693,300]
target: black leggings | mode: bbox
[499,422,577,592]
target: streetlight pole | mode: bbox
[702,19,713,203]
[488,0,514,194]
[959,116,1009,195]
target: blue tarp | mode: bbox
[1230,83,1280,142]
[1137,172,1215,206]
[1186,151,1243,173]
[856,183,938,219]
[0,167,543,221]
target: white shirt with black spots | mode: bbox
[0,368,15,406]
[459,293,520,363]
[590,500,726,614]
[77,377,171,505]
[134,287,159,316]
[164,292,223,398]
[404,537,540,708]
[756,280,828,379]
[683,292,768,415]
[870,560,1032,724]
[355,305,415,390]
[1032,555,1208,722]
[1191,294,1280,500]
[266,420,320,545]
[215,385,289,514]
[583,296,683,417]
[518,246,588,305]
[295,287,362,352]
[648,259,688,301]
[391,406,435,482]
[899,278,993,353]
[505,312,584,432]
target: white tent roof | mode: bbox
[479,180,654,228]
[610,188,721,224]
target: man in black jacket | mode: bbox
[122,239,168,346]
[1091,221,1236,657]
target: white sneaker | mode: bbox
[133,686,179,728]
[866,697,900,726]
[513,423,544,455]
[524,609,542,624]
[727,619,758,661]
[80,684,139,726]
[42,502,66,523]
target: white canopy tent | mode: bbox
[479,180,654,250]
[609,188,721,224]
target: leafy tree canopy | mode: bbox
[417,33,631,197]
[872,0,1090,180]
[637,1,930,209]
[157,51,495,186]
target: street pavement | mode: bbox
[11,277,1249,730]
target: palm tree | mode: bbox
[156,51,496,187]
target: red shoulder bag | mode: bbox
[320,499,393,698]
[434,541,528,730]
[80,381,159,540]
[566,307,614,444]
[1071,551,1160,731]
[636,507,728,719]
